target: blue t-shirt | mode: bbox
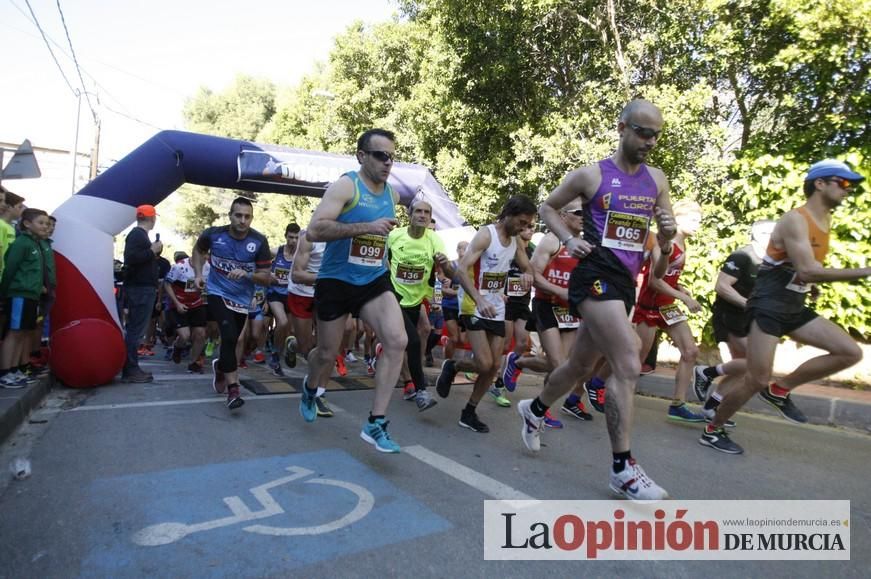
[318,171,396,285]
[269,245,293,296]
[195,225,272,312]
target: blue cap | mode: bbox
[805,159,864,182]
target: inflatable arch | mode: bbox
[50,130,463,387]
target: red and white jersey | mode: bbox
[636,241,685,309]
[533,245,579,307]
[165,258,208,309]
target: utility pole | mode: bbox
[89,118,101,180]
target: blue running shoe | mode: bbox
[502,352,521,392]
[667,402,705,423]
[360,418,400,453]
[299,377,317,423]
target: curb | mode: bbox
[0,375,53,445]
[635,374,871,433]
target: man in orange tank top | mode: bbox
[701,159,869,455]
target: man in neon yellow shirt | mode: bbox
[386,199,455,411]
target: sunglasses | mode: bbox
[364,150,395,163]
[564,209,584,216]
[628,123,662,140]
[825,177,854,190]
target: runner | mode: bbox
[631,199,706,422]
[300,128,407,454]
[386,199,454,412]
[164,252,208,373]
[192,196,272,410]
[518,99,677,500]
[692,219,774,425]
[701,159,869,454]
[435,195,537,433]
[266,223,300,376]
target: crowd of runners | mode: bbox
[124,98,870,502]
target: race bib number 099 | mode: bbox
[349,234,386,266]
[601,211,649,252]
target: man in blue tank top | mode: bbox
[300,128,407,454]
[266,223,300,377]
[192,197,273,411]
[517,99,678,501]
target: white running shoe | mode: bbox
[609,459,669,501]
[345,351,358,363]
[517,399,544,452]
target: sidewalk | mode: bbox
[0,374,53,444]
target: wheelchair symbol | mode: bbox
[132,466,375,546]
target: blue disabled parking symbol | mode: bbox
[81,450,452,577]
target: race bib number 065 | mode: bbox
[601,211,649,252]
[349,234,386,266]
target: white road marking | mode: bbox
[65,394,301,412]
[404,445,538,507]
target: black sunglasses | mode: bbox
[564,209,584,216]
[629,123,662,140]
[364,150,395,163]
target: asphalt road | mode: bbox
[0,356,867,578]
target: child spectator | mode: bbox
[0,208,54,388]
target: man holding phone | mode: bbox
[299,128,407,454]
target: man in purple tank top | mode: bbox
[517,99,678,501]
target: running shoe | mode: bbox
[164,347,174,361]
[238,358,248,369]
[639,364,655,375]
[667,402,705,423]
[517,399,544,452]
[253,350,266,364]
[315,396,334,417]
[299,377,317,423]
[543,409,563,429]
[502,352,521,392]
[488,385,511,407]
[693,365,714,402]
[16,370,38,384]
[699,426,743,454]
[436,360,457,398]
[187,362,204,374]
[425,353,434,367]
[561,400,593,421]
[609,459,669,501]
[204,339,216,358]
[335,355,348,377]
[211,359,226,394]
[345,351,358,363]
[758,387,808,424]
[464,372,478,381]
[284,336,297,368]
[459,408,490,433]
[270,363,285,377]
[226,384,244,410]
[360,418,400,453]
[172,346,182,364]
[0,373,26,389]
[585,381,606,413]
[701,406,736,428]
[415,389,438,412]
[402,381,417,400]
[366,357,376,376]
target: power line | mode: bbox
[55,0,98,125]
[21,0,77,96]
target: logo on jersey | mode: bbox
[724,260,738,272]
[611,178,622,188]
[590,279,606,296]
[246,242,257,253]
[601,193,612,210]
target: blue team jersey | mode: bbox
[318,171,396,285]
[270,245,293,296]
[196,225,272,312]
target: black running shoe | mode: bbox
[459,409,489,433]
[585,381,606,413]
[758,388,808,424]
[315,396,334,417]
[561,401,593,421]
[226,384,244,410]
[699,427,744,454]
[692,365,714,402]
[436,360,457,399]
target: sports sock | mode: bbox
[612,451,631,473]
[530,397,548,417]
[368,414,385,424]
[770,382,790,397]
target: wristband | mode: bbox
[561,235,575,246]
[660,244,673,256]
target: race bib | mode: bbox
[659,303,688,326]
[184,279,197,293]
[222,296,248,314]
[348,234,386,266]
[395,263,425,285]
[273,267,290,285]
[433,284,443,305]
[601,211,650,252]
[480,271,507,294]
[785,273,811,294]
[553,305,580,329]
[506,276,526,297]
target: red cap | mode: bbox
[136,204,157,218]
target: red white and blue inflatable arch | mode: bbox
[50,130,462,387]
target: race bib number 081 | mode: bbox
[480,272,507,294]
[601,211,649,252]
[349,234,386,266]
